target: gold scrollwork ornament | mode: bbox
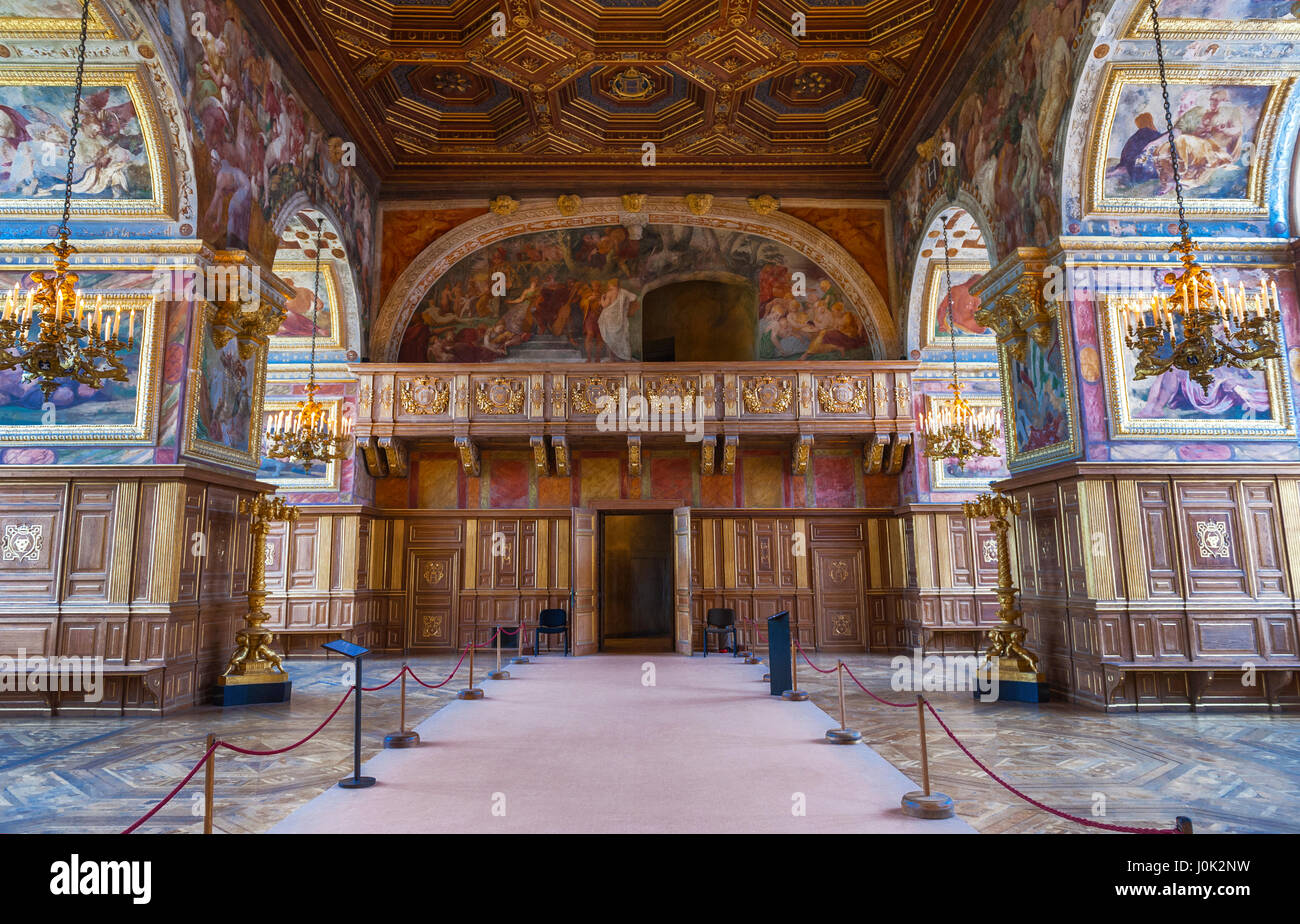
[742,375,793,414]
[400,376,450,414]
[475,378,526,414]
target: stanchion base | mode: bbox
[901,790,955,819]
[781,689,809,701]
[457,687,485,700]
[383,731,420,748]
[825,727,862,744]
[762,673,771,683]
[488,669,510,680]
[510,656,530,664]
[745,655,762,665]
[338,775,377,789]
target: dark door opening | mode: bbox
[600,513,673,652]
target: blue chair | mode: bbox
[703,608,737,657]
[534,608,570,656]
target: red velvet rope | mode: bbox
[922,701,1179,835]
[120,740,219,835]
[218,687,354,756]
[362,671,404,692]
[840,662,915,708]
[793,640,838,674]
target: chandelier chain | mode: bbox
[1148,0,1189,240]
[58,0,91,242]
[940,211,959,391]
[308,224,323,391]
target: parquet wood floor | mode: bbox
[1,653,1295,833]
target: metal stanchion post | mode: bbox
[744,619,761,665]
[489,625,510,680]
[384,665,420,748]
[901,694,954,818]
[458,631,484,700]
[203,733,215,834]
[781,636,808,701]
[511,620,529,664]
[1176,816,1194,834]
[825,661,862,744]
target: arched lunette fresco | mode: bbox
[371,197,899,363]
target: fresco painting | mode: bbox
[1009,319,1072,459]
[893,0,1087,280]
[398,224,872,363]
[1103,82,1272,202]
[1154,1,1299,19]
[149,0,374,290]
[0,84,150,200]
[272,263,336,343]
[193,315,256,455]
[924,263,990,349]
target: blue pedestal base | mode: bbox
[214,679,292,706]
[978,678,1048,703]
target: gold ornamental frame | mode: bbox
[0,293,160,444]
[921,258,994,350]
[0,1,115,39]
[0,66,174,221]
[1124,1,1300,41]
[259,393,344,491]
[995,296,1081,471]
[184,302,268,471]
[268,259,343,351]
[924,391,1007,490]
[1084,64,1294,220]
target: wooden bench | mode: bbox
[1104,659,1300,711]
[4,661,164,715]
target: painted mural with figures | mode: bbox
[147,0,374,291]
[1006,315,1074,467]
[398,224,873,363]
[893,0,1088,279]
[0,83,150,201]
[1099,77,1276,206]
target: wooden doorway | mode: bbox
[599,513,673,652]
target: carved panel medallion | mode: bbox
[475,378,525,415]
[2,523,42,562]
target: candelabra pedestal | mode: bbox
[215,494,299,706]
[962,492,1048,705]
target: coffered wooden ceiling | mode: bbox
[259,0,1001,198]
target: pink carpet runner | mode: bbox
[271,654,975,833]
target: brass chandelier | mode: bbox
[1114,0,1282,396]
[0,0,133,401]
[920,211,1001,468]
[264,228,351,471]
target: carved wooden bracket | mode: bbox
[885,433,911,475]
[721,435,739,474]
[792,434,813,475]
[627,435,642,477]
[359,436,388,478]
[531,435,549,476]
[863,433,885,475]
[455,436,480,477]
[378,436,409,478]
[552,435,570,476]
[700,435,716,475]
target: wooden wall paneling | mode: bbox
[1029,487,1064,597]
[288,517,319,591]
[0,482,67,603]
[177,484,204,603]
[946,515,973,589]
[1136,481,1183,598]
[1173,482,1249,597]
[62,483,117,602]
[753,518,777,589]
[1239,481,1287,598]
[409,549,458,649]
[1059,483,1089,600]
[734,518,753,589]
[520,519,538,589]
[131,483,157,605]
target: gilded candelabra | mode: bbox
[919,209,1001,469]
[963,492,1046,700]
[218,493,299,701]
[1112,0,1282,396]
